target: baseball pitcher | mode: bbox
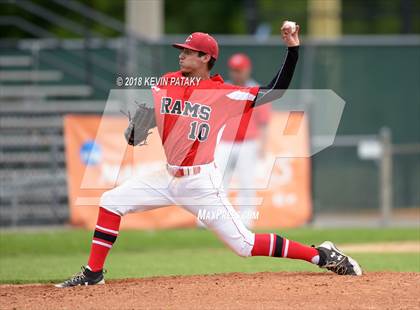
[56,22,362,288]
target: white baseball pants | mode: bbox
[100,162,255,257]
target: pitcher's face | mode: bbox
[179,48,208,74]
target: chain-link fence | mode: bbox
[1,35,419,226]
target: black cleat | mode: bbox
[317,241,362,276]
[54,266,105,288]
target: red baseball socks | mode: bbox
[87,207,121,272]
[251,233,320,265]
[86,211,320,272]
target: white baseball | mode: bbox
[283,21,296,34]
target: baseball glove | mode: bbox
[123,102,156,146]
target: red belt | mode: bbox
[166,163,216,178]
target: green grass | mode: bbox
[0,228,419,284]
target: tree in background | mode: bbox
[0,0,419,38]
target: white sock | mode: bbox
[311,255,320,265]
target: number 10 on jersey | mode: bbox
[188,121,210,142]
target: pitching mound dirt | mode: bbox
[1,272,419,309]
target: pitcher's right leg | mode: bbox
[200,199,361,275]
[180,170,361,275]
[194,194,320,263]
[218,206,362,275]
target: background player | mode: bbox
[215,53,271,228]
[56,22,362,288]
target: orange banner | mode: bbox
[64,113,311,230]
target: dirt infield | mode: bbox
[1,272,419,310]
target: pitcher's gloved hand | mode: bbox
[123,102,156,146]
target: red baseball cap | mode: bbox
[173,32,219,60]
[228,53,252,70]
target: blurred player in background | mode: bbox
[215,54,271,228]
